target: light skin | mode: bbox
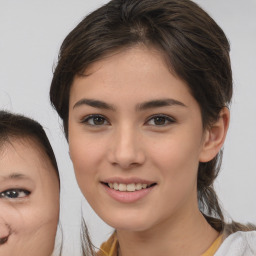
[69,46,229,256]
[0,138,59,256]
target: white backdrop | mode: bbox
[0,1,255,255]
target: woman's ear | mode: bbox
[199,107,230,162]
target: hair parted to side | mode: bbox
[50,0,255,234]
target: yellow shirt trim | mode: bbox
[201,235,223,256]
[98,233,223,256]
[97,233,118,256]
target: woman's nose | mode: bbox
[107,125,146,169]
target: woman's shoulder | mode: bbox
[215,231,256,256]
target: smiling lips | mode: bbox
[102,179,157,203]
[108,182,150,192]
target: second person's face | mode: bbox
[0,139,59,256]
[68,46,208,232]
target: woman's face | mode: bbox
[68,46,210,232]
[0,138,59,256]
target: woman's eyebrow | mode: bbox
[73,99,115,110]
[72,98,186,111]
[136,98,187,111]
[0,173,30,181]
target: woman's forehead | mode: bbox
[0,138,55,180]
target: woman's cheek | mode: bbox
[70,137,102,172]
[0,204,21,249]
[0,203,58,256]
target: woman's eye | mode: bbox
[146,115,175,126]
[0,189,30,199]
[82,115,109,126]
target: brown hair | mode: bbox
[50,0,255,234]
[0,110,59,179]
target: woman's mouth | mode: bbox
[106,182,156,192]
[101,179,157,203]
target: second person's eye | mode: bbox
[0,189,30,199]
[82,114,109,126]
[146,115,175,126]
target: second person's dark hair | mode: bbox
[0,110,59,179]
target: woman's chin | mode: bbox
[103,215,154,233]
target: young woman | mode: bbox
[50,0,256,255]
[0,111,60,256]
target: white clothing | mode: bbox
[215,231,256,256]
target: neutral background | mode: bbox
[0,0,255,255]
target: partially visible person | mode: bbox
[0,111,60,256]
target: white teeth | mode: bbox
[127,183,136,192]
[108,183,149,192]
[119,184,126,191]
[135,183,142,190]
[113,183,119,190]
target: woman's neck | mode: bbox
[116,209,219,256]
